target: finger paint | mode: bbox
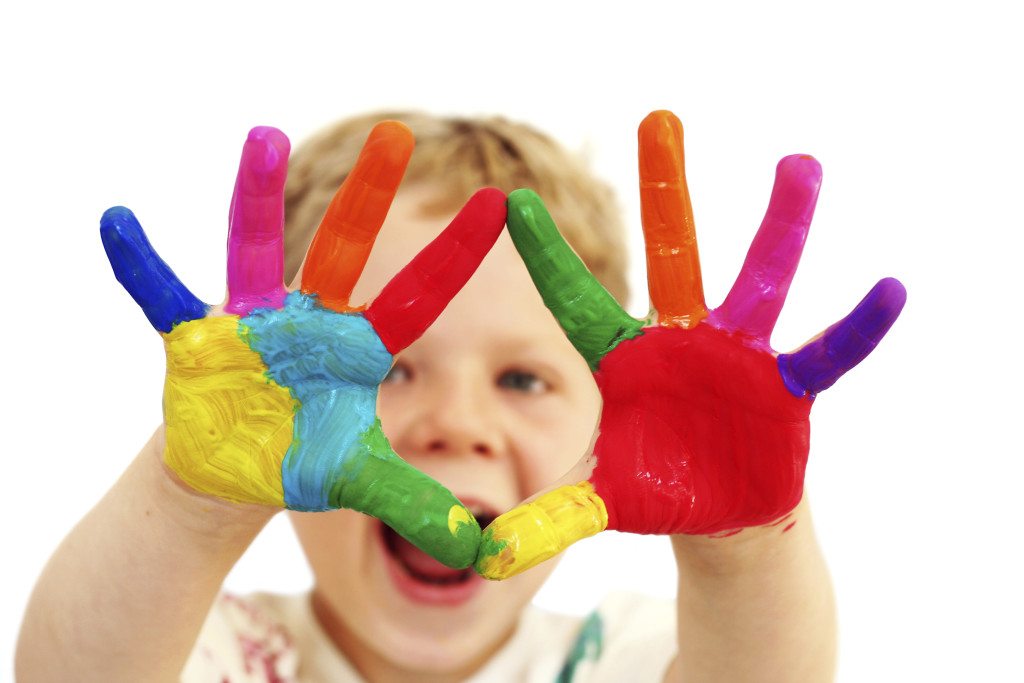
[506,189,643,370]
[638,110,707,328]
[475,481,608,580]
[240,292,480,567]
[589,324,811,536]
[101,206,207,333]
[709,155,821,344]
[241,292,393,511]
[489,112,905,580]
[336,421,481,569]
[225,126,290,315]
[105,124,489,568]
[366,187,507,354]
[301,122,414,312]
[162,315,293,506]
[778,277,907,397]
[159,290,479,565]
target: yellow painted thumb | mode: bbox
[474,481,608,580]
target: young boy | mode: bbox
[16,111,863,682]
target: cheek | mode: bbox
[375,387,414,436]
[509,383,602,494]
[514,408,600,496]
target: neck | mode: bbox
[310,588,506,683]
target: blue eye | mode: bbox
[383,363,411,384]
[497,370,547,394]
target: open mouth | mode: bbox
[378,508,497,604]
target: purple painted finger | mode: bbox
[778,278,907,397]
[710,155,822,345]
[225,126,291,315]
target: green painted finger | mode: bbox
[507,189,643,370]
[333,420,481,568]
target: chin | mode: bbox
[367,517,522,665]
[295,507,556,678]
[313,516,557,679]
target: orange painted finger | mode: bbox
[300,121,414,311]
[638,110,707,328]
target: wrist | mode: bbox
[670,496,810,578]
[140,425,279,545]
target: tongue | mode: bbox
[392,533,467,580]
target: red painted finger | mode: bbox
[301,121,414,311]
[365,188,507,354]
[225,126,290,315]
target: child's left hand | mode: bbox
[475,110,906,580]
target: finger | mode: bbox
[711,155,822,343]
[100,206,207,332]
[777,278,907,397]
[474,481,608,580]
[638,110,707,327]
[327,421,481,569]
[365,187,507,354]
[506,189,643,371]
[225,126,290,315]
[301,121,414,312]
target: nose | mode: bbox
[399,370,503,459]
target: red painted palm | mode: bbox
[475,111,905,579]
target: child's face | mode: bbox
[289,184,603,676]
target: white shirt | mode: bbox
[182,591,677,682]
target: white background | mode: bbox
[2,1,1021,680]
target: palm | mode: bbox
[101,123,506,568]
[591,323,810,536]
[161,297,393,511]
[476,110,905,579]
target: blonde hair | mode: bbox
[284,111,629,303]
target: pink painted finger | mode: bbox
[710,155,821,345]
[225,126,291,315]
[365,188,507,354]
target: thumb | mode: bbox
[330,420,481,569]
[474,457,608,580]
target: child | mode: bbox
[15,110,889,682]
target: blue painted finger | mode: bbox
[778,277,907,397]
[100,206,207,332]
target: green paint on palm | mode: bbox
[506,189,643,371]
[334,420,481,568]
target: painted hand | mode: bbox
[101,123,506,568]
[476,110,906,579]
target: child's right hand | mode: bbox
[100,122,506,568]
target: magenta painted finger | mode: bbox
[365,188,507,354]
[224,126,291,315]
[778,277,907,397]
[710,155,822,345]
